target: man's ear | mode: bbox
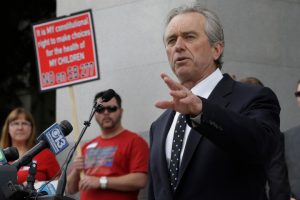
[212,42,224,61]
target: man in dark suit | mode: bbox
[285,125,300,200]
[148,4,284,200]
[285,80,300,200]
[239,77,291,200]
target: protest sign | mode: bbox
[33,10,99,91]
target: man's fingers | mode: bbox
[169,90,188,99]
[156,73,191,110]
[161,73,182,91]
[155,101,174,109]
[79,179,88,191]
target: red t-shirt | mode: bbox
[17,149,60,184]
[80,130,149,200]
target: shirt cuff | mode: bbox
[190,113,202,127]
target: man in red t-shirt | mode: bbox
[66,89,149,200]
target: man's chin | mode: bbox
[175,65,191,76]
[176,72,191,83]
[102,124,114,130]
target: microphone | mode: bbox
[26,160,37,191]
[13,120,73,170]
[0,147,19,165]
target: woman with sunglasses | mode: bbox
[0,107,60,185]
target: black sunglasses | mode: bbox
[295,91,300,97]
[96,106,119,113]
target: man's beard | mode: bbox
[99,115,122,130]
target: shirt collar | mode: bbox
[191,68,223,98]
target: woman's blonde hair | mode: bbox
[0,107,36,148]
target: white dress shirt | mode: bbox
[165,69,223,167]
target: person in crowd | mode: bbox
[239,76,264,86]
[295,80,300,107]
[285,80,300,200]
[66,89,149,200]
[0,107,60,184]
[148,4,282,200]
[240,76,291,200]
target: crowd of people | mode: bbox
[0,3,299,200]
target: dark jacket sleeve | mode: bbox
[267,132,291,200]
[187,86,281,164]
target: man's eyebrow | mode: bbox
[166,30,198,37]
[182,30,198,35]
[165,33,176,40]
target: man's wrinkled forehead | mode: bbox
[164,12,205,40]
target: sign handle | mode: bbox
[68,86,81,155]
[68,86,85,179]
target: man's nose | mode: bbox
[174,37,186,51]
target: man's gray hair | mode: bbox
[165,4,224,68]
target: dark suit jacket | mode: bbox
[148,74,282,200]
[285,125,300,199]
[267,132,291,200]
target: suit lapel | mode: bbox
[157,110,176,193]
[176,74,234,186]
[208,73,233,106]
[177,128,202,182]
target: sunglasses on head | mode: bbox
[295,91,300,97]
[95,106,119,113]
